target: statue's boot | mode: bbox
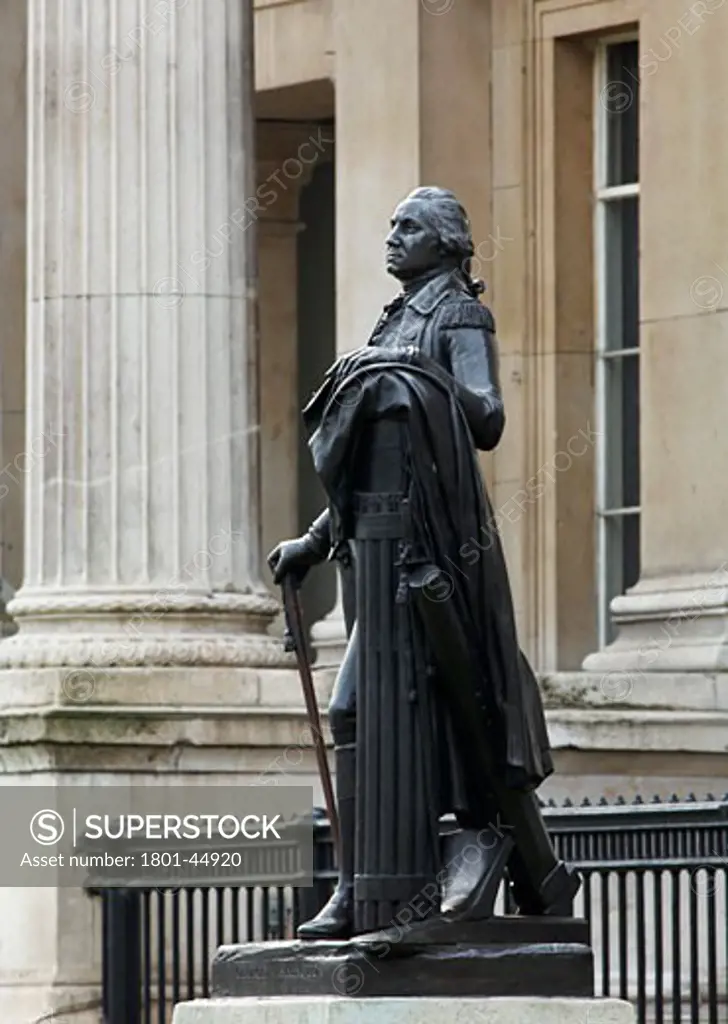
[297,742,355,940]
[499,789,581,915]
[440,822,514,919]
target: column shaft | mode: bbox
[1,0,286,668]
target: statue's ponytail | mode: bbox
[458,259,486,298]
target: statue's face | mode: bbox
[385,199,443,280]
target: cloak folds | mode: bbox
[302,350,553,792]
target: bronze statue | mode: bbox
[268,186,580,939]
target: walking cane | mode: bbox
[280,575,341,863]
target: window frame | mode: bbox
[593,34,641,649]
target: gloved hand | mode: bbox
[326,346,394,381]
[267,533,328,586]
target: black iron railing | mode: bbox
[92,795,728,1024]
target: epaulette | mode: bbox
[439,298,495,332]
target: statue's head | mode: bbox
[385,186,475,282]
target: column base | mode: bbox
[0,589,294,669]
[582,569,728,674]
[0,983,101,1024]
[0,670,335,1024]
[0,847,102,1024]
[539,670,728,803]
[0,664,333,790]
[173,997,634,1024]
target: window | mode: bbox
[594,39,641,648]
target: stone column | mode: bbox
[583,0,728,676]
[0,0,287,676]
[311,0,494,670]
[0,6,335,1018]
[0,0,27,639]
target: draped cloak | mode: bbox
[302,352,553,794]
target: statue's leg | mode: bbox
[297,626,358,940]
[451,748,579,915]
[499,790,581,915]
[457,764,579,915]
[407,565,580,918]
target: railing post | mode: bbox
[103,889,142,1024]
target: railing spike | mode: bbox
[652,794,662,803]
[581,797,592,807]
[563,798,573,808]
[599,796,609,806]
[687,792,697,802]
[633,794,644,804]
[616,795,626,805]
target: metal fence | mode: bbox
[92,795,728,1024]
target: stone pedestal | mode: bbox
[172,921,632,1024]
[173,996,634,1024]
[209,919,593,1000]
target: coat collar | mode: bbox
[403,268,465,316]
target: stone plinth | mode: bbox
[209,919,593,1000]
[172,996,634,1024]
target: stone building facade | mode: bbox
[0,0,726,1018]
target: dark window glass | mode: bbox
[604,353,640,510]
[604,196,639,350]
[604,512,640,643]
[605,40,639,187]
[622,512,640,593]
[599,40,641,645]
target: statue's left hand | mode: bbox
[326,346,437,393]
[334,346,391,369]
[327,346,397,383]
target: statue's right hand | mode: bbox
[267,535,325,586]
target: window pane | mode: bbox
[603,512,641,643]
[603,353,640,509]
[623,512,640,593]
[604,196,639,351]
[605,40,639,187]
